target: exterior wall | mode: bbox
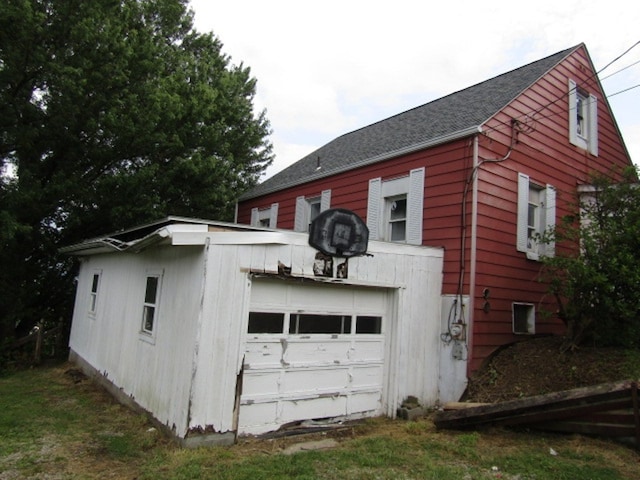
[468,45,632,370]
[187,232,444,435]
[238,140,470,293]
[237,46,633,377]
[68,246,206,437]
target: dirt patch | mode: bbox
[465,336,634,403]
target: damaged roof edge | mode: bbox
[60,227,173,256]
[240,126,483,201]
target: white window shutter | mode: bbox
[367,178,382,240]
[250,208,259,227]
[407,167,425,245]
[517,173,529,253]
[568,79,578,146]
[544,185,556,257]
[269,203,278,228]
[294,196,306,232]
[320,189,331,211]
[588,93,598,156]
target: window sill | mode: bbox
[525,251,540,261]
[138,331,156,345]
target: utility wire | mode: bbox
[484,41,640,137]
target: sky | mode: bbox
[189,0,640,179]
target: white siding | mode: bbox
[69,246,206,437]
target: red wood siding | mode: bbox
[237,45,633,375]
[468,45,632,371]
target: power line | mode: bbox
[484,41,640,138]
[608,83,640,97]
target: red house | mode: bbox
[236,44,633,382]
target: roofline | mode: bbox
[240,125,483,200]
[59,216,269,255]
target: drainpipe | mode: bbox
[467,135,479,374]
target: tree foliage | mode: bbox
[541,167,640,349]
[0,0,273,344]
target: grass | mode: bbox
[1,362,639,479]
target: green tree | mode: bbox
[0,0,273,346]
[541,167,640,349]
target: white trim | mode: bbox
[568,79,598,156]
[139,270,164,343]
[407,167,425,245]
[516,173,530,253]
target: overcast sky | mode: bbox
[190,0,640,179]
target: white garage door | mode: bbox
[239,278,389,435]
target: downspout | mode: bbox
[467,135,480,374]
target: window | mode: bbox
[290,314,351,334]
[248,312,284,333]
[294,190,331,232]
[88,271,101,316]
[386,196,407,242]
[356,316,382,334]
[367,167,424,245]
[141,273,162,336]
[250,203,279,228]
[513,303,535,334]
[247,312,383,335]
[517,173,555,260]
[568,79,598,155]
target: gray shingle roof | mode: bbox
[241,45,578,200]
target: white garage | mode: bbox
[65,217,444,446]
[240,279,390,434]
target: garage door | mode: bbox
[238,278,389,435]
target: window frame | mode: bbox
[250,203,279,228]
[294,190,331,232]
[367,167,424,245]
[568,79,598,156]
[385,194,408,242]
[140,270,163,341]
[88,270,102,318]
[512,302,535,335]
[247,311,383,336]
[517,173,556,260]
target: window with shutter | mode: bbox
[366,167,424,245]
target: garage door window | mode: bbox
[290,314,351,334]
[356,316,382,334]
[248,312,382,335]
[248,312,285,333]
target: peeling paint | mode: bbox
[336,259,348,278]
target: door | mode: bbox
[239,278,389,435]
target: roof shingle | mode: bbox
[241,45,578,200]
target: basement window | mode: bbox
[512,303,535,335]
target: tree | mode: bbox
[0,0,273,347]
[540,167,640,349]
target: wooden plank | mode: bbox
[434,381,634,429]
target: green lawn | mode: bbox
[1,362,639,479]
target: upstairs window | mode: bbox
[517,173,556,260]
[386,196,407,242]
[250,203,279,228]
[568,79,598,156]
[367,167,425,245]
[294,190,331,232]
